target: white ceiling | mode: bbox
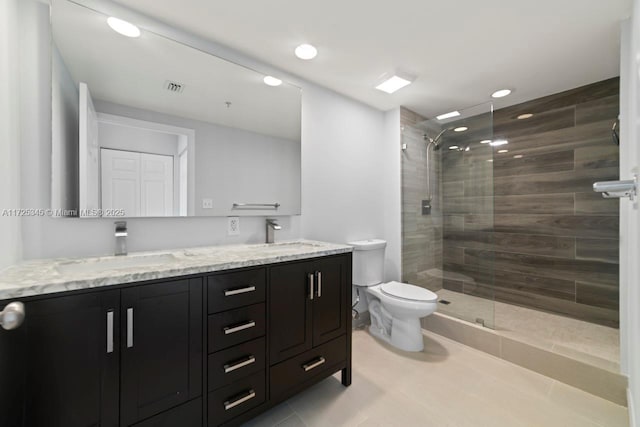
[110,0,631,118]
[52,0,301,141]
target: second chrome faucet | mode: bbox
[266,219,281,244]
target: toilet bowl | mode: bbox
[367,281,437,351]
[349,239,438,352]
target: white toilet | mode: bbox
[349,239,438,352]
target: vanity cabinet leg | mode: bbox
[341,366,352,386]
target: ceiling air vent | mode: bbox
[164,80,184,93]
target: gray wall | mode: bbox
[51,43,79,212]
[0,0,22,269]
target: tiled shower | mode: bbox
[401,78,620,364]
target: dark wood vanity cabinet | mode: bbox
[0,279,203,427]
[0,252,351,427]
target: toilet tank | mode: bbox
[348,239,386,286]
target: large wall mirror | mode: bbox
[51,0,301,218]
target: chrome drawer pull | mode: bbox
[224,355,256,373]
[308,273,314,301]
[126,308,134,348]
[224,389,256,411]
[224,286,256,297]
[224,320,256,335]
[106,310,114,354]
[316,271,322,297]
[302,356,326,372]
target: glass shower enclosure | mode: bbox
[401,102,495,328]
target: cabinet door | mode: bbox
[17,291,120,427]
[312,256,349,346]
[269,260,314,364]
[120,279,203,426]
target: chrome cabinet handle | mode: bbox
[0,301,25,331]
[106,310,114,353]
[224,389,256,411]
[223,320,256,335]
[308,273,314,301]
[316,271,322,297]
[126,308,134,348]
[223,355,256,373]
[302,356,326,372]
[224,286,256,297]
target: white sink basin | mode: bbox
[56,254,178,275]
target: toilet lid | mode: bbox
[381,281,438,302]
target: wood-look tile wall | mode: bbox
[441,78,620,327]
[400,107,444,291]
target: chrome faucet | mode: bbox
[266,219,281,244]
[115,221,128,256]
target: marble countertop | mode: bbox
[0,240,352,300]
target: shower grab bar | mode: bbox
[232,203,280,209]
[593,175,637,201]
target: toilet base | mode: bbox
[369,316,424,352]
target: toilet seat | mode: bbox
[380,281,437,302]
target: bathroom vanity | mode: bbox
[0,241,352,427]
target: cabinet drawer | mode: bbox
[208,303,266,353]
[208,269,266,314]
[208,371,266,426]
[270,334,346,399]
[208,337,266,391]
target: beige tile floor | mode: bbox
[242,330,628,427]
[436,289,620,371]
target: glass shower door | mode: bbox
[401,102,495,328]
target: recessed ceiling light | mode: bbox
[436,111,461,121]
[295,44,318,60]
[453,126,468,132]
[490,139,508,147]
[498,149,509,153]
[480,139,492,144]
[491,89,512,98]
[107,17,141,38]
[375,75,412,94]
[513,154,524,159]
[517,113,534,120]
[263,76,282,86]
[449,145,459,150]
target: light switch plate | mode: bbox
[202,198,213,209]
[227,217,240,236]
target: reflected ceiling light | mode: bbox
[491,89,512,98]
[436,111,460,121]
[517,113,534,120]
[480,139,492,144]
[498,149,509,153]
[295,44,318,60]
[375,75,413,94]
[490,139,508,147]
[449,145,459,150]
[263,76,282,86]
[487,159,494,163]
[107,17,141,38]
[513,154,524,159]
[453,126,468,132]
[465,147,470,152]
